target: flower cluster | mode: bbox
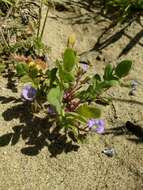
[87,119,105,134]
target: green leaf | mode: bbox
[20,75,33,83]
[16,63,29,76]
[50,68,57,80]
[47,86,63,114]
[63,83,70,89]
[66,112,87,124]
[48,68,57,86]
[63,48,76,72]
[76,90,91,102]
[103,64,114,80]
[91,74,102,89]
[76,104,101,119]
[29,67,38,78]
[65,124,78,138]
[115,60,132,78]
[59,66,75,83]
[62,71,75,83]
[93,74,101,81]
[2,0,13,6]
[69,125,78,137]
[97,80,119,89]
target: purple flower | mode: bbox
[88,119,96,129]
[21,85,37,101]
[95,123,105,134]
[87,119,105,134]
[81,64,89,72]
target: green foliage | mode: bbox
[63,48,76,72]
[96,80,119,90]
[76,104,101,119]
[106,0,143,9]
[48,68,58,87]
[0,0,16,10]
[66,112,87,124]
[103,64,114,80]
[115,60,132,78]
[105,0,143,21]
[59,66,75,83]
[1,0,14,6]
[0,0,50,58]
[0,0,133,144]
[47,86,63,114]
[0,0,135,147]
[78,60,132,101]
[20,75,33,83]
[103,60,132,80]
[16,63,29,76]
[1,35,49,58]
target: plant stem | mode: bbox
[40,6,49,40]
[0,29,9,48]
[37,1,43,38]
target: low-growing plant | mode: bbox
[0,0,51,59]
[15,35,132,142]
[0,0,51,87]
[104,0,143,21]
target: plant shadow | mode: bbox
[104,121,143,144]
[0,103,79,157]
[54,0,116,25]
[54,0,143,57]
[81,18,143,57]
[0,95,21,104]
[3,68,18,93]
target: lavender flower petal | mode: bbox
[21,85,37,101]
[81,64,89,72]
[88,119,105,134]
[95,125,105,134]
[87,119,96,128]
[95,119,105,128]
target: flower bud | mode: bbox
[67,33,76,48]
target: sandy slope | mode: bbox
[0,1,143,189]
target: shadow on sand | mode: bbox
[104,121,143,144]
[0,97,79,157]
[54,0,143,57]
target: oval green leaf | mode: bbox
[115,60,132,78]
[76,104,101,119]
[63,48,76,72]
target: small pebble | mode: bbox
[129,90,136,96]
[102,148,116,157]
[129,80,139,96]
[131,80,138,88]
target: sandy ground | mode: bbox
[0,0,143,189]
